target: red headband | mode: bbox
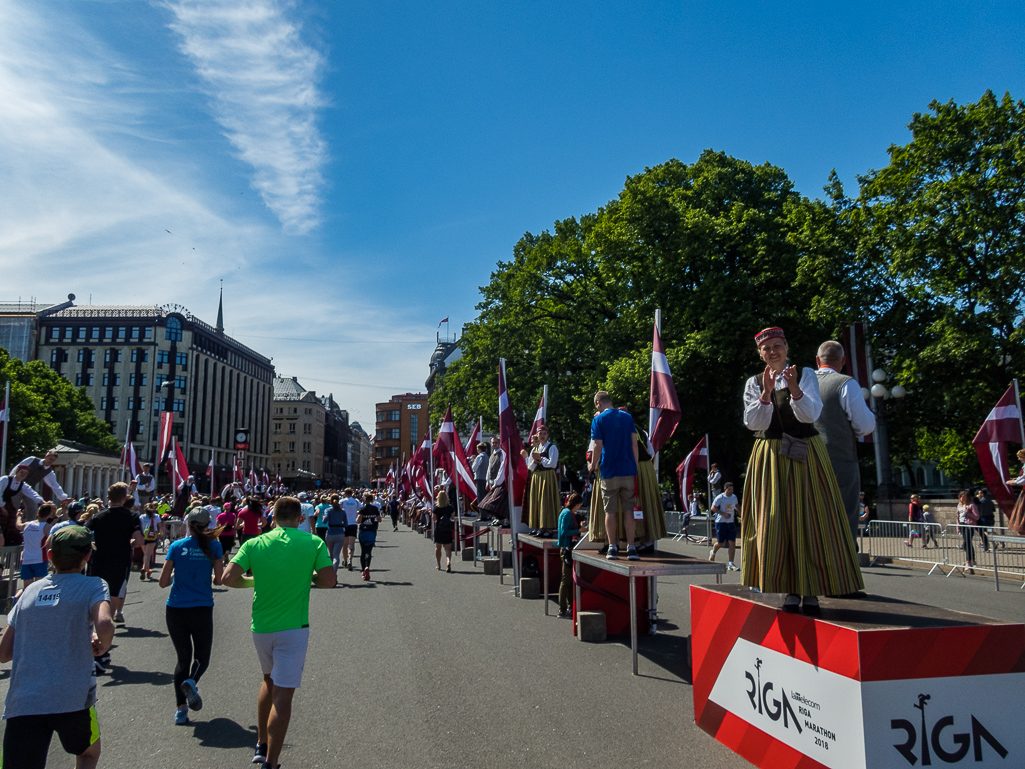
[754,327,785,346]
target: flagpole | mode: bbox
[651,310,661,481]
[1,381,9,475]
[500,358,521,597]
[121,422,131,483]
[704,433,712,544]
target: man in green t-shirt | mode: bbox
[223,496,336,769]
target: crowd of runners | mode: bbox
[0,459,416,769]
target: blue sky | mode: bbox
[1,0,1022,426]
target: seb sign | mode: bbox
[692,585,1023,769]
[406,403,422,410]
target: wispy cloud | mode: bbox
[163,0,326,234]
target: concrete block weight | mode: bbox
[461,547,475,561]
[482,557,501,575]
[577,610,607,642]
[519,577,540,599]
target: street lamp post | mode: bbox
[869,368,906,499]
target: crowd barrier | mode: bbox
[863,520,1025,590]
[0,546,22,611]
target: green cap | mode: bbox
[49,525,94,557]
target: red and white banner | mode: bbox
[842,322,873,443]
[529,391,546,441]
[972,382,1023,504]
[120,440,142,477]
[677,435,708,502]
[433,407,477,501]
[167,438,190,489]
[498,360,528,505]
[649,322,681,454]
[465,416,482,457]
[249,464,258,490]
[157,412,174,466]
[234,456,244,484]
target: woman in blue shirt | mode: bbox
[159,507,224,725]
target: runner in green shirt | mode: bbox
[222,497,335,769]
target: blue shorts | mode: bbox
[20,561,49,580]
[715,522,736,544]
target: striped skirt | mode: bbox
[740,435,864,597]
[636,460,667,541]
[587,469,606,542]
[527,468,560,530]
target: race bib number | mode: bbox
[35,588,60,607]
[633,506,644,520]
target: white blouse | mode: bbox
[743,367,823,431]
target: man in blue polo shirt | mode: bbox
[588,391,639,561]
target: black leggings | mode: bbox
[360,542,375,569]
[165,605,213,707]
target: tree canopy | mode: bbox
[433,91,1025,494]
[0,348,120,463]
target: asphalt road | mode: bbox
[2,525,1023,769]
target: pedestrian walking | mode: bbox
[158,507,224,725]
[140,503,163,580]
[222,497,335,769]
[16,501,54,588]
[356,493,381,581]
[904,494,925,548]
[323,494,348,570]
[86,482,144,643]
[433,491,455,572]
[0,525,114,769]
[957,490,980,575]
[340,488,361,571]
[387,495,400,531]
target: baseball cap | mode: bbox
[186,507,211,526]
[49,525,94,557]
[67,500,85,517]
[298,492,308,500]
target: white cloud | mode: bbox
[163,0,327,234]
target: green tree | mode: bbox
[434,151,835,490]
[853,90,1025,482]
[0,348,120,464]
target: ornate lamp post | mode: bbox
[869,368,906,499]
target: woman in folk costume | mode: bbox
[586,436,608,546]
[634,425,668,543]
[740,326,863,615]
[522,426,560,535]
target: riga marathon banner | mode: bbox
[690,584,1023,769]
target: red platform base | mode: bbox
[691,584,1025,769]
[575,562,650,637]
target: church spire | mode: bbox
[216,280,224,334]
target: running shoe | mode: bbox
[253,742,269,764]
[361,568,370,581]
[727,562,739,571]
[626,546,639,561]
[606,546,619,560]
[181,678,203,711]
[347,561,354,571]
[98,652,111,667]
[114,611,125,625]
[174,707,189,725]
[93,660,106,676]
[708,548,716,562]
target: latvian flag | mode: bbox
[972,383,1023,505]
[649,321,681,454]
[676,436,708,502]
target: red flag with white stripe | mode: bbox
[157,412,174,466]
[649,323,681,454]
[972,383,1023,504]
[676,436,708,502]
[529,391,546,441]
[433,407,477,501]
[498,360,528,505]
[465,417,481,457]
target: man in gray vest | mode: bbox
[11,450,69,515]
[814,341,876,538]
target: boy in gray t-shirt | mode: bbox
[0,525,114,769]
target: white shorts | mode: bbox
[252,627,310,689]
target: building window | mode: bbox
[76,327,86,341]
[129,373,147,386]
[273,442,280,452]
[288,442,295,452]
[131,349,148,363]
[130,327,139,340]
[127,397,135,409]
[77,349,86,362]
[63,327,73,340]
[176,352,187,368]
[103,349,121,363]
[143,327,153,340]
[165,316,182,342]
[375,447,383,458]
[410,413,418,441]
[175,375,186,390]
[103,327,113,340]
[376,411,384,423]
[303,424,311,435]
[157,350,168,367]
[48,327,58,341]
[387,446,399,457]
[75,374,84,386]
[273,423,281,433]
[388,428,400,440]
[100,397,119,410]
[172,399,185,413]
[116,327,126,341]
[304,407,311,415]
[288,423,296,434]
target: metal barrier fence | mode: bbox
[863,520,1025,590]
[0,546,22,611]
[668,512,714,544]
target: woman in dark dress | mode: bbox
[433,490,455,573]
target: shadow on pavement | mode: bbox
[101,667,175,687]
[118,626,168,639]
[191,717,257,749]
[633,633,692,683]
